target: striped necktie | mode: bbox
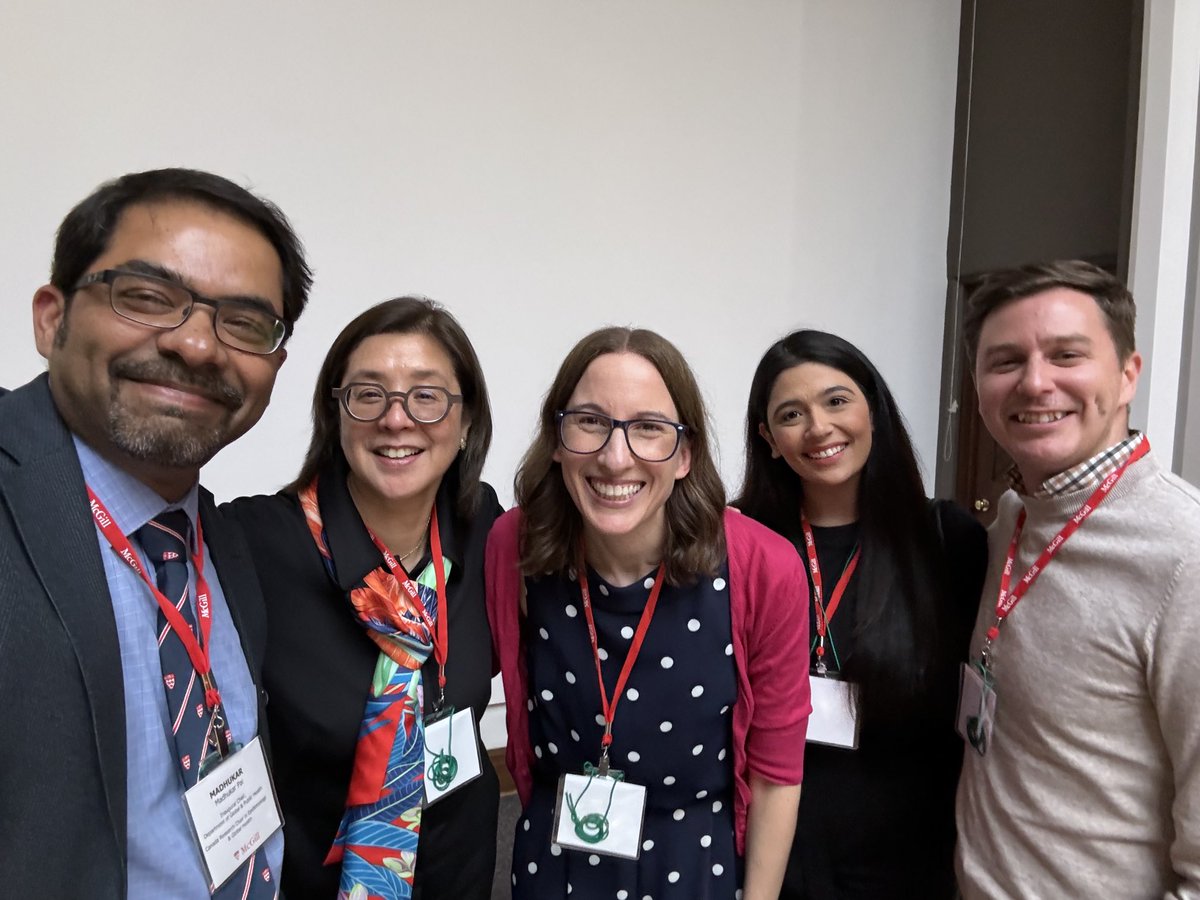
[138,511,276,898]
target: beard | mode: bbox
[107,405,225,467]
[104,356,246,468]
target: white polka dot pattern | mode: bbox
[515,562,739,898]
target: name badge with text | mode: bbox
[183,736,282,890]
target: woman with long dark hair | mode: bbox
[488,326,811,900]
[223,297,500,900]
[735,329,986,899]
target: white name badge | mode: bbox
[956,661,997,757]
[806,674,861,749]
[552,772,646,860]
[423,707,483,805]
[182,737,282,890]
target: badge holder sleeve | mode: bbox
[551,771,646,860]
[956,661,997,756]
[423,706,484,806]
[805,671,861,750]
[182,736,284,890]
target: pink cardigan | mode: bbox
[485,507,811,855]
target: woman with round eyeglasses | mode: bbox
[223,297,501,900]
[487,326,812,900]
[734,330,986,900]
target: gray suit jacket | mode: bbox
[0,374,271,898]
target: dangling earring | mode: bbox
[459,437,467,451]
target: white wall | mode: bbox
[0,1,962,744]
[1129,0,1200,474]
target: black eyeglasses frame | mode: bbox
[73,268,291,355]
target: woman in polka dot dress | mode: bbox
[487,327,812,900]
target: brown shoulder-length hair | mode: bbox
[284,297,493,519]
[514,326,726,584]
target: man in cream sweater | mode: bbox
[955,260,1200,899]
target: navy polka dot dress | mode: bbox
[512,563,742,900]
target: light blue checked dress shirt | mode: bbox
[76,438,282,898]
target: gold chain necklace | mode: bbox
[396,514,432,564]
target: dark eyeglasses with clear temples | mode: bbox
[74,268,290,355]
[556,410,688,462]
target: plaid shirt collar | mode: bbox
[1009,431,1145,498]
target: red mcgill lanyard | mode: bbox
[366,506,450,696]
[800,511,861,664]
[86,488,223,711]
[981,437,1150,666]
[576,542,666,767]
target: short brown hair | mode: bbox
[963,260,1137,366]
[285,297,492,518]
[515,326,726,585]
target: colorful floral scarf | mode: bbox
[300,480,452,900]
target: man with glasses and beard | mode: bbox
[0,168,311,899]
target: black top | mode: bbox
[805,521,860,670]
[222,458,502,900]
[782,500,987,900]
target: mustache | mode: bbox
[111,357,244,410]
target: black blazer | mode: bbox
[0,375,272,898]
[223,457,502,900]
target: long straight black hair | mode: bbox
[734,330,950,723]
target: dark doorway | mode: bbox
[936,0,1143,522]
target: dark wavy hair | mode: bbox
[734,329,949,720]
[284,297,493,518]
[515,326,726,585]
[52,167,312,328]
